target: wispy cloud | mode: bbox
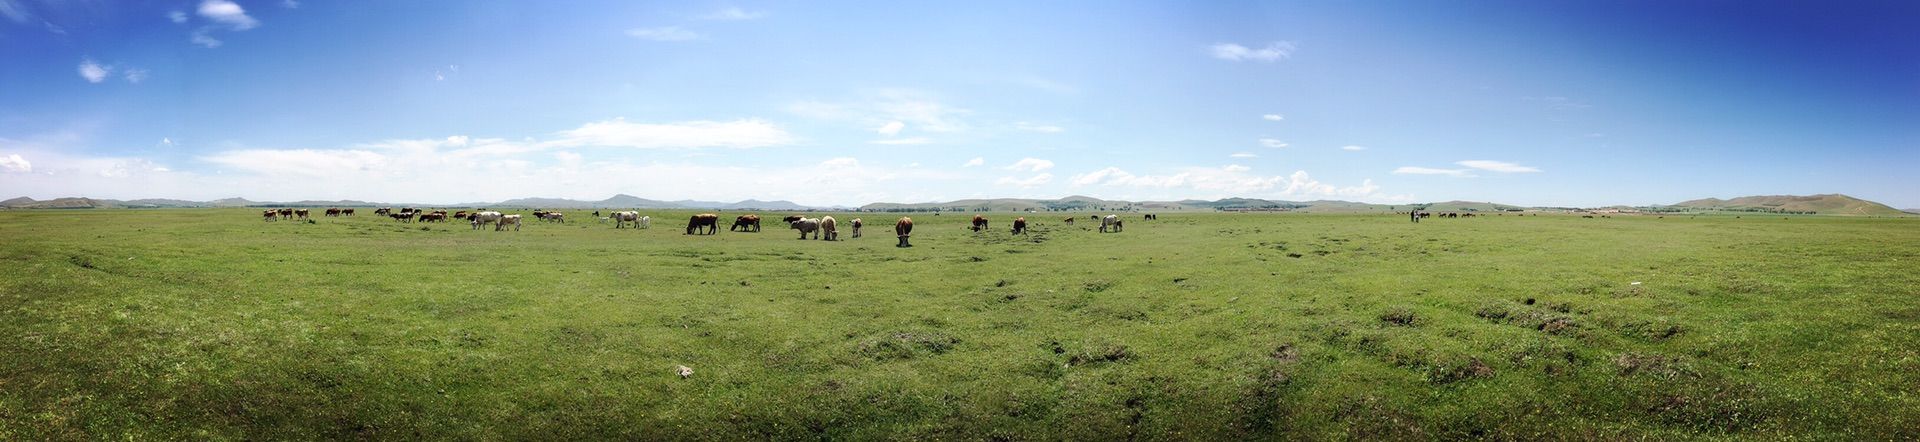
[1004,157,1054,172]
[190,30,223,48]
[0,154,30,173]
[548,118,793,149]
[869,137,931,145]
[1210,41,1297,62]
[701,7,766,20]
[1392,166,1475,177]
[1230,152,1258,158]
[1341,145,1366,151]
[1457,160,1541,173]
[168,11,188,23]
[1259,138,1288,149]
[1262,114,1284,121]
[788,89,971,134]
[876,120,905,136]
[282,0,300,9]
[1224,164,1250,172]
[995,173,1052,188]
[627,26,701,41]
[1014,122,1064,133]
[0,0,28,24]
[1072,166,1380,199]
[77,59,111,83]
[123,69,149,83]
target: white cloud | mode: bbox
[1210,41,1297,62]
[548,118,793,149]
[870,137,932,145]
[159,138,177,148]
[995,173,1052,188]
[198,0,257,30]
[788,89,971,134]
[190,30,223,48]
[1224,164,1250,172]
[1014,122,1064,133]
[168,11,188,23]
[701,7,766,20]
[963,157,984,167]
[1262,114,1284,121]
[1229,152,1258,158]
[876,120,905,136]
[123,69,149,83]
[1259,138,1288,149]
[1341,145,1366,151]
[0,0,27,24]
[627,26,701,41]
[0,154,30,173]
[1392,167,1475,178]
[1456,160,1541,173]
[77,59,111,83]
[1004,158,1054,172]
[283,0,299,8]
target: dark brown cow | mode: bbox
[971,215,988,232]
[1012,217,1028,235]
[325,208,342,217]
[732,215,762,232]
[453,210,471,220]
[374,207,391,216]
[1064,217,1075,225]
[278,208,294,219]
[294,209,310,220]
[895,217,914,247]
[391,211,415,222]
[686,213,720,235]
[418,213,446,223]
[341,208,354,216]
[781,215,804,223]
[262,210,277,222]
[850,218,863,238]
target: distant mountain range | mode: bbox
[0,193,1909,216]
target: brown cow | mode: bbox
[971,215,988,232]
[294,209,310,220]
[1012,217,1028,235]
[454,210,471,220]
[278,208,294,220]
[262,210,277,222]
[418,213,446,223]
[895,217,914,247]
[781,215,804,223]
[732,215,762,232]
[1064,217,1075,225]
[325,208,341,217]
[686,213,720,235]
[342,208,354,216]
[850,218,863,238]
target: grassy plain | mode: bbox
[1,209,1916,439]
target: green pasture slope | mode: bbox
[2,209,1916,439]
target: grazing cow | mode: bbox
[895,217,914,247]
[1012,217,1028,235]
[971,215,988,232]
[686,213,720,235]
[613,211,640,229]
[418,213,446,223]
[640,216,651,229]
[498,214,523,231]
[732,215,762,232]
[1100,214,1123,233]
[278,208,294,220]
[1064,217,1075,225]
[262,210,277,222]
[453,210,471,220]
[541,212,566,223]
[850,218,863,238]
[391,211,415,223]
[294,209,310,220]
[470,211,503,230]
[789,217,821,240]
[820,216,839,241]
[325,208,341,217]
[342,208,354,216]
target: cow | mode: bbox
[541,212,566,223]
[262,210,277,222]
[375,207,392,216]
[1012,217,1028,235]
[391,211,415,223]
[454,210,471,220]
[470,211,503,230]
[789,217,821,240]
[533,210,551,220]
[613,211,640,229]
[732,215,762,232]
[895,217,914,247]
[850,218,863,238]
[640,216,651,229]
[1064,217,1075,225]
[971,215,988,232]
[782,215,804,224]
[686,213,720,235]
[278,208,294,220]
[418,213,446,223]
[1100,214,1123,233]
[325,208,341,217]
[341,208,354,216]
[820,216,839,241]
[498,214,523,231]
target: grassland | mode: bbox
[2,209,1916,439]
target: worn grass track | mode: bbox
[2,209,1916,439]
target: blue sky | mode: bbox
[2,0,1916,207]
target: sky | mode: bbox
[2,0,1917,208]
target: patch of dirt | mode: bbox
[1380,307,1419,326]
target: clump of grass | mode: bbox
[1614,352,1694,380]
[1380,307,1419,326]
[856,331,960,361]
[1082,280,1114,293]
[1064,342,1134,367]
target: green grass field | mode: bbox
[2,209,1916,439]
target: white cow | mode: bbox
[1100,214,1123,233]
[820,216,839,241]
[789,217,821,240]
[613,211,639,229]
[470,211,503,230]
[639,215,651,229]
[498,214,523,231]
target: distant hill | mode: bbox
[1670,194,1906,216]
[1419,200,1525,213]
[1,196,35,206]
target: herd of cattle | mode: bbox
[263,207,1138,247]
